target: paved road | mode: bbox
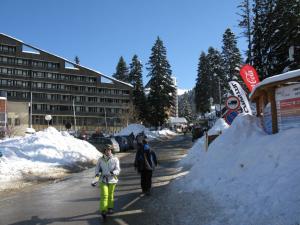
[0,134,193,225]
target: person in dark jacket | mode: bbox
[134,139,157,195]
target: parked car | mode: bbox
[88,137,120,153]
[114,136,129,152]
[122,133,135,150]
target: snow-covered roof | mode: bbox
[250,69,300,100]
[0,33,133,88]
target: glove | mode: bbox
[91,175,99,187]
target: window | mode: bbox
[14,118,20,126]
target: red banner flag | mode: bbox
[239,65,260,92]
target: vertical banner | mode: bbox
[229,81,252,114]
[239,65,260,92]
[0,97,7,126]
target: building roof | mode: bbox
[250,69,300,101]
[0,33,133,88]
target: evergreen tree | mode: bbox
[194,52,211,115]
[179,93,193,122]
[113,56,129,82]
[252,0,300,79]
[206,47,226,105]
[268,0,300,74]
[237,0,253,64]
[74,56,80,64]
[129,55,147,122]
[146,37,176,127]
[222,28,243,91]
[252,0,276,80]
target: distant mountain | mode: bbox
[177,88,190,96]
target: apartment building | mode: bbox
[0,33,133,134]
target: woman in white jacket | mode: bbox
[93,144,120,219]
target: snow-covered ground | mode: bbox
[0,127,101,191]
[0,125,176,192]
[171,114,300,225]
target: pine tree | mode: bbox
[74,56,80,64]
[129,55,147,122]
[113,56,129,82]
[268,0,300,74]
[194,52,211,115]
[222,28,243,90]
[237,0,253,64]
[146,37,176,127]
[252,0,276,80]
[206,47,226,105]
[179,93,193,122]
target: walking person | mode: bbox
[92,144,120,220]
[134,139,157,195]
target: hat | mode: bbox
[103,144,113,152]
[144,144,150,151]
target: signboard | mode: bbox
[0,97,7,126]
[276,83,300,131]
[239,65,260,92]
[224,110,239,125]
[229,81,252,114]
[225,96,240,111]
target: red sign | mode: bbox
[239,65,260,92]
[225,96,240,111]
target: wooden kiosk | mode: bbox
[250,69,300,134]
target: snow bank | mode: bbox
[180,118,230,166]
[116,124,146,136]
[173,114,300,224]
[0,127,101,191]
[116,124,177,140]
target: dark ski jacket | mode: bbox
[134,144,157,172]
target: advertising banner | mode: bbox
[239,65,260,92]
[0,97,7,126]
[276,83,300,131]
[229,81,252,114]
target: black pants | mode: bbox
[140,170,152,193]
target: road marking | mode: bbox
[110,209,143,217]
[121,194,144,210]
[114,218,129,225]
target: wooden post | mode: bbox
[268,88,278,134]
[255,99,260,117]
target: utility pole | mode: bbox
[72,98,77,135]
[104,107,108,133]
[218,78,222,118]
[29,92,32,128]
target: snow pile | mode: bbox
[116,124,176,139]
[180,118,230,166]
[173,114,300,225]
[0,127,101,191]
[116,124,147,136]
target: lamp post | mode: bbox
[45,114,52,127]
[72,98,77,135]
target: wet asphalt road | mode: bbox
[0,134,193,225]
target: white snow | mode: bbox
[0,125,176,192]
[250,69,300,98]
[115,123,177,139]
[0,127,101,191]
[172,114,300,224]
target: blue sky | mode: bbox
[1,0,246,90]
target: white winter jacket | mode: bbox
[95,154,120,184]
